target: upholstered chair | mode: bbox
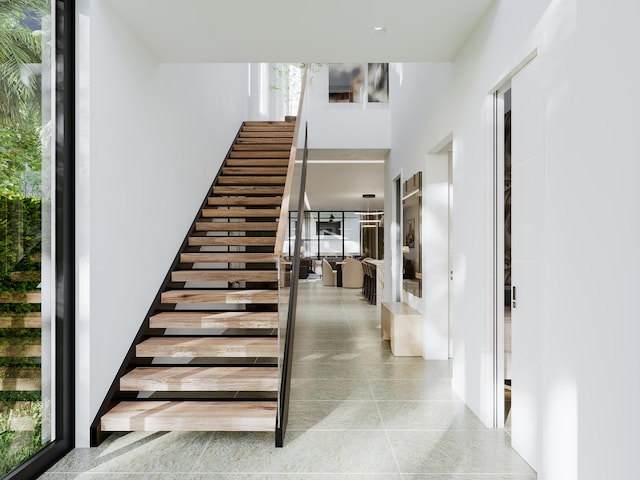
[341,258,364,288]
[322,258,337,286]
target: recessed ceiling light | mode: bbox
[373,26,386,33]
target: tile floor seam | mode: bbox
[369,377,403,476]
[190,432,215,473]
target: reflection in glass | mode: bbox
[402,172,422,297]
[0,0,54,475]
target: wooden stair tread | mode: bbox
[221,167,288,175]
[217,176,286,185]
[236,137,294,144]
[195,221,278,232]
[212,186,284,195]
[0,342,41,357]
[161,289,278,304]
[233,145,292,151]
[242,125,294,132]
[172,270,278,283]
[101,400,276,432]
[200,208,280,218]
[120,366,278,392]
[181,252,277,263]
[0,367,41,391]
[208,196,283,206]
[243,120,293,126]
[10,272,41,282]
[188,236,275,246]
[0,312,42,328]
[229,151,290,159]
[136,337,277,358]
[149,311,278,329]
[238,131,294,138]
[224,159,289,167]
[0,291,42,303]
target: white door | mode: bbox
[510,57,544,471]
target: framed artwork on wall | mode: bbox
[328,63,365,103]
[368,63,389,103]
[328,63,390,104]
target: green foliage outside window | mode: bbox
[1,0,50,476]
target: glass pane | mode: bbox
[343,212,361,257]
[317,212,342,257]
[1,0,54,475]
[299,211,315,259]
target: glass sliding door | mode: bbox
[1,0,73,477]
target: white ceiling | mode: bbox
[105,0,495,63]
[104,0,494,210]
[292,148,387,212]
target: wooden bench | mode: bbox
[381,302,423,356]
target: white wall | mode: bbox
[388,0,640,479]
[541,2,640,479]
[76,0,250,446]
[386,63,453,360]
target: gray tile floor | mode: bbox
[40,277,535,479]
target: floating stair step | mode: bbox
[242,120,295,126]
[10,272,41,282]
[161,289,277,304]
[217,176,286,185]
[136,337,277,358]
[0,341,41,357]
[236,137,294,144]
[225,159,290,167]
[243,121,293,127]
[172,270,278,283]
[238,132,295,138]
[229,151,290,159]
[0,312,41,328]
[242,125,294,132]
[181,252,277,263]
[188,236,275,247]
[120,366,278,392]
[195,221,278,232]
[101,400,277,432]
[0,367,40,391]
[221,167,288,176]
[149,311,279,329]
[212,186,285,195]
[208,196,283,206]
[200,208,280,218]
[9,412,36,431]
[233,144,291,152]
[0,291,42,303]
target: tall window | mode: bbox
[1,1,73,477]
[287,211,368,259]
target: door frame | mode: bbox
[490,49,538,429]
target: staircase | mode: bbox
[97,121,295,436]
